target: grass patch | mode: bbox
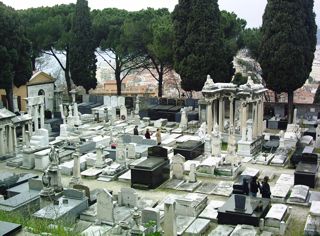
[285,217,305,236]
[0,210,80,236]
[314,148,320,154]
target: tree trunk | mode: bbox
[274,92,278,102]
[115,66,122,96]
[158,69,163,98]
[65,47,72,94]
[5,87,14,112]
[31,55,36,71]
[287,91,294,124]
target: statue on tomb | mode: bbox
[49,146,59,166]
[42,170,51,188]
[196,122,207,142]
[227,125,236,156]
[211,123,221,157]
[203,75,215,90]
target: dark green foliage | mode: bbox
[232,72,248,86]
[172,0,236,92]
[70,0,97,93]
[238,28,262,60]
[0,2,32,111]
[93,8,144,95]
[19,4,75,92]
[127,9,174,97]
[259,0,317,122]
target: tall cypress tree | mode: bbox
[70,0,97,93]
[0,3,32,111]
[172,0,231,93]
[259,0,317,123]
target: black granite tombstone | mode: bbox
[174,140,204,160]
[294,162,318,188]
[131,146,170,189]
[218,194,270,226]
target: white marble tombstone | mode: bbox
[247,119,253,142]
[118,96,125,107]
[97,189,115,225]
[164,198,177,236]
[142,207,161,232]
[172,154,185,180]
[126,143,136,159]
[120,105,127,120]
[116,144,126,167]
[111,96,118,108]
[179,108,188,130]
[118,188,138,208]
[189,163,197,183]
[111,107,117,121]
[95,145,106,169]
[104,96,111,106]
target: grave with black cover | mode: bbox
[217,194,270,226]
[174,140,204,160]
[131,146,170,189]
[294,147,318,188]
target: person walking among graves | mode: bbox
[145,129,151,139]
[156,128,161,145]
[260,176,271,198]
[249,176,260,197]
[242,178,249,195]
[133,126,139,135]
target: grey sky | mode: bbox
[1,0,320,28]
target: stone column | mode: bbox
[8,125,13,153]
[40,104,44,129]
[69,147,82,187]
[73,102,80,125]
[22,124,26,144]
[206,101,213,134]
[247,119,253,142]
[257,100,263,136]
[0,127,4,155]
[260,100,264,134]
[40,104,45,129]
[59,104,66,124]
[163,198,177,236]
[213,100,217,126]
[253,102,258,139]
[241,102,247,141]
[229,98,234,128]
[293,108,297,125]
[219,97,224,132]
[27,121,33,135]
[13,125,17,152]
[34,106,39,131]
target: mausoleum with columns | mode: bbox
[201,75,267,156]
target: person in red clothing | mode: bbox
[145,128,151,139]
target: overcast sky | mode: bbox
[2,0,320,28]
